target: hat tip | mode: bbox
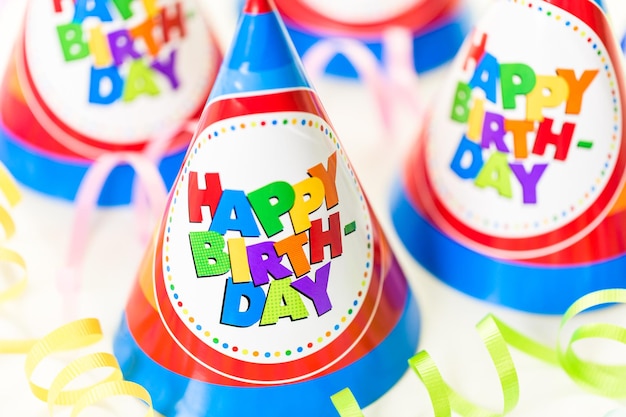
[243,0,275,14]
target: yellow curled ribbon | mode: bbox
[332,289,626,417]
[24,318,153,416]
[0,164,33,353]
[0,165,154,415]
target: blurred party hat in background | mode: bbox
[274,0,469,78]
[0,0,220,205]
[391,0,626,314]
[114,0,420,416]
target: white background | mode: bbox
[2,1,626,416]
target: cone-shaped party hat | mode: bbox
[113,0,420,416]
[0,0,220,205]
[274,0,469,77]
[392,0,626,314]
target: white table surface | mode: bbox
[2,1,626,416]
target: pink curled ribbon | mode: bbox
[57,121,197,320]
[301,26,425,140]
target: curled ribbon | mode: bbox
[332,289,626,416]
[301,27,424,140]
[24,318,153,417]
[57,151,169,319]
[57,119,197,320]
[332,388,365,417]
[0,163,33,354]
[0,164,154,415]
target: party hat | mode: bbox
[392,0,626,314]
[0,0,220,205]
[273,0,469,77]
[113,0,420,416]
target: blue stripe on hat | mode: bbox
[285,11,468,77]
[208,8,310,101]
[0,123,183,206]
[390,179,626,315]
[113,289,420,417]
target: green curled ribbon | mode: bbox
[331,288,626,417]
[557,289,626,398]
[409,315,521,417]
[331,388,365,417]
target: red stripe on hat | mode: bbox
[143,217,405,384]
[243,0,275,14]
[12,30,217,158]
[275,0,460,37]
[203,89,327,125]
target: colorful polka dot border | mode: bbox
[431,0,620,234]
[164,115,373,361]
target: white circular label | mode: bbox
[426,0,621,242]
[23,0,215,146]
[160,112,373,365]
[299,0,425,23]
